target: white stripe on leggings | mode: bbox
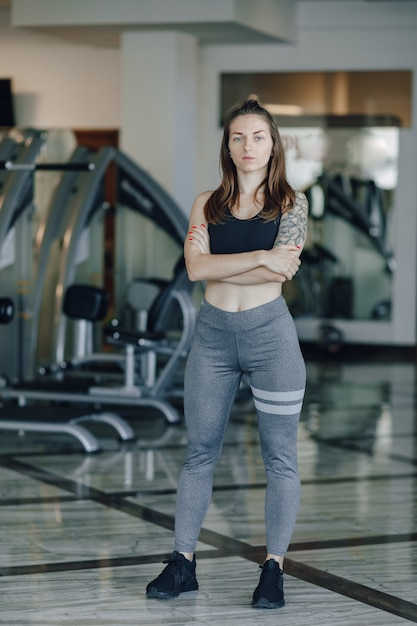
[251,386,305,402]
[251,386,305,416]
[253,398,304,416]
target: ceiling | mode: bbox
[1,0,416,47]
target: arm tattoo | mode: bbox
[274,190,308,247]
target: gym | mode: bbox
[0,1,416,624]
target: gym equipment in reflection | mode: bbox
[312,173,395,272]
[0,130,196,433]
[290,171,395,352]
[298,172,395,321]
[280,123,398,348]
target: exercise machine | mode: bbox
[0,142,196,424]
[0,136,135,450]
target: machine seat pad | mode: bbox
[63,284,109,322]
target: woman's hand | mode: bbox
[263,245,301,280]
[188,224,210,254]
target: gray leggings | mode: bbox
[175,296,306,556]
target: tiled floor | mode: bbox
[0,349,416,625]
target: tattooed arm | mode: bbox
[274,190,308,251]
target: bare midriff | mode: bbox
[204,280,283,312]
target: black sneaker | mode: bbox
[251,559,285,609]
[146,551,198,599]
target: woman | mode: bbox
[146,99,308,609]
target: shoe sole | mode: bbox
[252,597,285,609]
[146,587,177,600]
[146,581,199,600]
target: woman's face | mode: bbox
[228,114,273,175]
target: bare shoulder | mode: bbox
[189,190,214,222]
[194,190,214,206]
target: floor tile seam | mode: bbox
[288,531,417,551]
[301,472,417,485]
[304,403,390,412]
[0,495,79,507]
[314,432,417,441]
[316,439,417,466]
[0,451,84,459]
[0,553,181,577]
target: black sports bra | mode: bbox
[208,207,280,254]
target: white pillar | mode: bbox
[120,30,198,214]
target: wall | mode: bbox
[0,10,119,128]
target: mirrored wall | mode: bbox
[221,71,411,324]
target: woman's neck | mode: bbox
[232,190,265,219]
[237,171,265,196]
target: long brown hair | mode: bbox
[204,99,295,224]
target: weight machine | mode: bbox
[0,137,196,429]
[0,133,136,451]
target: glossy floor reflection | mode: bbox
[0,349,416,625]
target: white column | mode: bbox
[120,30,198,214]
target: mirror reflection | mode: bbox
[282,124,398,322]
[221,71,409,322]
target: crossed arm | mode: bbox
[184,190,308,285]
